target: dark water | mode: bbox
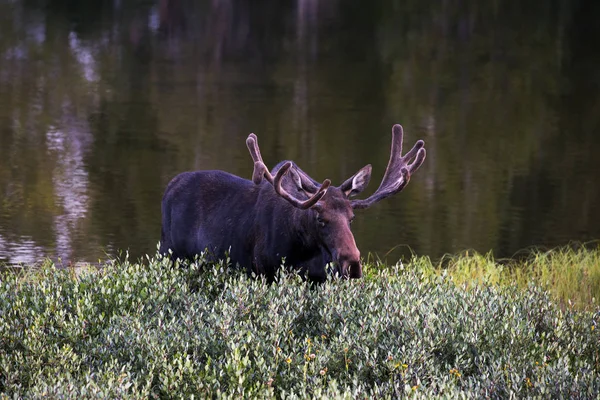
[1,0,599,265]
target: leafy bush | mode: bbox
[1,253,599,398]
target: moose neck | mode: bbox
[272,202,322,256]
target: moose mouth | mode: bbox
[322,246,362,279]
[328,257,362,279]
[341,261,363,279]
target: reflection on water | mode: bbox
[46,113,91,261]
[0,0,599,265]
[0,234,46,265]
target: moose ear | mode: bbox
[341,164,372,198]
[288,167,303,190]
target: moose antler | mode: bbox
[246,133,274,184]
[246,134,330,208]
[273,162,331,209]
[351,124,426,210]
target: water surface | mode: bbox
[1,0,599,265]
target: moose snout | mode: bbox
[338,250,362,279]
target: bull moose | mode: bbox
[159,124,426,282]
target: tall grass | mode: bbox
[414,245,600,310]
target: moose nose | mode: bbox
[339,250,362,279]
[347,260,362,279]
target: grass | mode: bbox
[0,247,599,398]
[428,245,599,310]
[366,244,600,310]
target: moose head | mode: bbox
[244,124,426,279]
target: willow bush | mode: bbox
[1,252,599,398]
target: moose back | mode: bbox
[159,124,426,282]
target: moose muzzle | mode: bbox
[337,250,362,279]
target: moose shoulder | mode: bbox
[159,124,426,282]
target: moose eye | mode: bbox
[316,216,327,227]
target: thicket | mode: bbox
[1,251,599,398]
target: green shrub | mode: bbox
[1,253,599,398]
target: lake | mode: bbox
[1,0,599,265]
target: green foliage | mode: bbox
[420,245,600,310]
[1,253,599,398]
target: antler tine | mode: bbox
[391,124,404,160]
[274,162,331,209]
[351,124,426,210]
[408,146,426,174]
[247,133,262,160]
[377,125,424,190]
[246,134,274,184]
